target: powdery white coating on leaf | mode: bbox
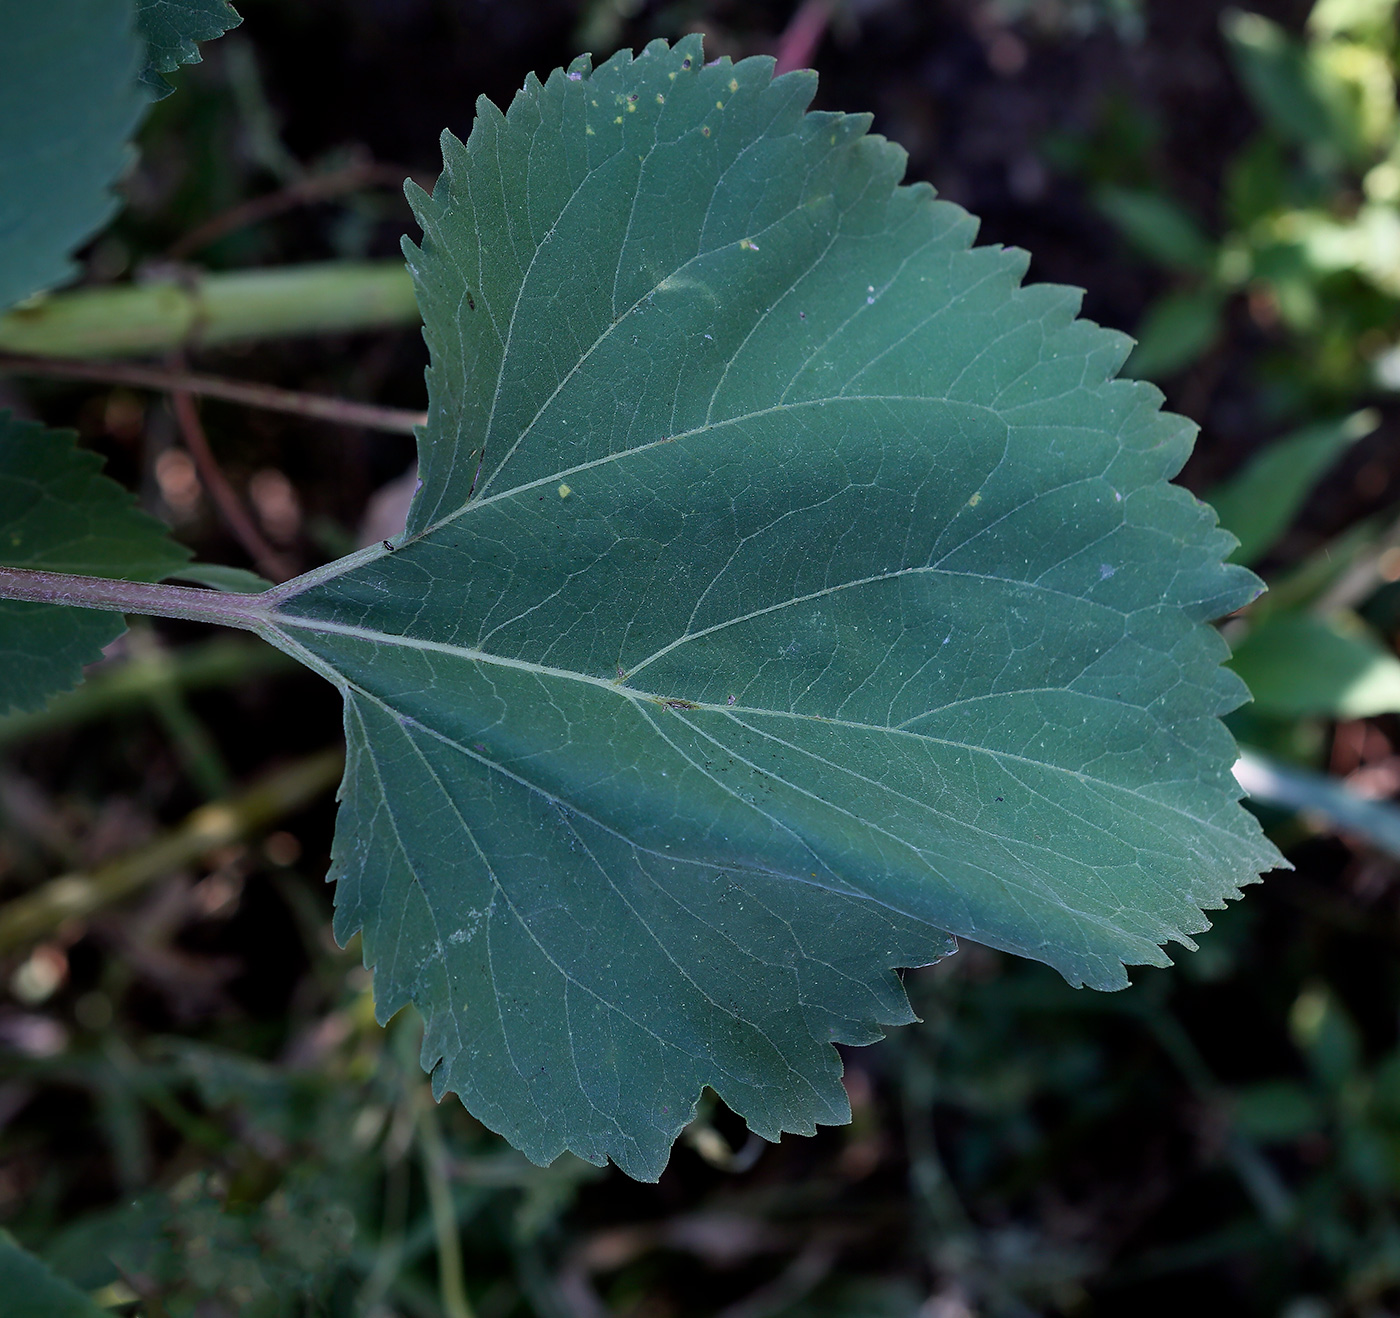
[262,37,1284,1179]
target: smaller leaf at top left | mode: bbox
[0,0,147,310]
[0,411,190,715]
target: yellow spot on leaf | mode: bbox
[656,92,665,104]
[729,77,738,92]
[702,125,710,136]
[586,126,595,135]
[615,115,623,123]
[968,491,982,507]
[716,100,724,109]
[739,238,759,251]
[627,101,637,112]
[558,484,573,499]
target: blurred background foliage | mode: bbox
[6,0,1400,1314]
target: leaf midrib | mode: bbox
[264,598,1239,842]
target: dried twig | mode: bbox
[167,157,420,260]
[0,351,424,433]
[169,386,297,582]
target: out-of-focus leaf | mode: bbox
[1125,287,1224,379]
[1222,10,1351,164]
[1291,982,1362,1089]
[1268,204,1400,296]
[1373,341,1400,390]
[1312,38,1397,156]
[1230,1081,1326,1141]
[1229,611,1400,718]
[1309,0,1398,41]
[255,37,1280,1179]
[1096,186,1216,273]
[1234,747,1400,858]
[0,0,146,311]
[1209,409,1379,564]
[0,412,190,715]
[1224,136,1291,230]
[135,0,243,98]
[0,1231,106,1318]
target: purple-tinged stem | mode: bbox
[0,566,272,631]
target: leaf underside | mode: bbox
[135,0,243,98]
[0,412,190,715]
[0,0,146,311]
[260,37,1283,1179]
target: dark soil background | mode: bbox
[5,1,1400,1316]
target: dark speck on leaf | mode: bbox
[466,292,475,311]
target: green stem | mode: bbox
[125,626,233,800]
[418,1096,477,1318]
[0,260,418,359]
[0,749,343,954]
[0,566,273,629]
[0,636,294,749]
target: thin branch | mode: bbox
[0,352,425,434]
[167,156,422,260]
[170,387,297,583]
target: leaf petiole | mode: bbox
[0,565,274,630]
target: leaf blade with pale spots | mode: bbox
[258,37,1282,1179]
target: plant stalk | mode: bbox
[0,566,273,630]
[0,261,418,359]
[0,636,294,749]
[0,749,343,954]
[418,1096,477,1318]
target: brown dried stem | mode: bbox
[166,157,419,260]
[169,387,297,583]
[0,352,424,434]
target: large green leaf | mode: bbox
[0,0,147,311]
[0,412,190,715]
[136,0,243,98]
[254,38,1281,1178]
